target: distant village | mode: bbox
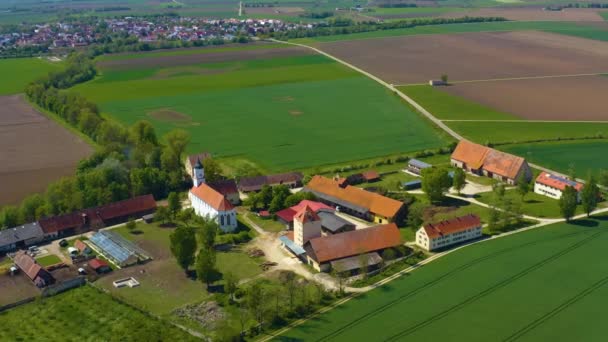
[0,16,310,52]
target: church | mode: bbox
[188,159,238,232]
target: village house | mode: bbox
[185,152,211,178]
[534,172,583,201]
[208,179,240,205]
[279,206,401,273]
[237,172,304,193]
[275,200,355,234]
[188,156,238,232]
[451,140,532,185]
[14,251,54,288]
[416,214,482,251]
[303,175,404,224]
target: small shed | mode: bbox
[89,258,112,274]
[258,210,271,219]
[407,159,432,175]
[67,247,79,257]
[403,180,422,190]
[142,213,155,224]
[74,240,92,255]
[362,171,381,183]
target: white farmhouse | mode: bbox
[189,159,237,232]
[534,172,583,201]
[416,214,482,251]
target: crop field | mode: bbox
[277,217,608,341]
[319,30,608,85]
[440,7,608,21]
[0,285,197,341]
[0,57,62,95]
[501,140,608,178]
[75,44,447,171]
[0,95,93,205]
[294,21,608,43]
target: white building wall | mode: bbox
[189,192,238,232]
[534,182,562,200]
[416,226,482,251]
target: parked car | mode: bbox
[59,239,68,247]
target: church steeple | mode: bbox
[193,158,205,187]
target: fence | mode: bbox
[0,297,36,313]
[42,277,86,297]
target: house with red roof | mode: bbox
[534,172,583,201]
[451,140,531,185]
[416,214,482,251]
[14,251,54,287]
[189,183,237,232]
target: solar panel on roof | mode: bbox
[548,174,579,187]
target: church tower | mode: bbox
[193,158,205,187]
[294,205,322,247]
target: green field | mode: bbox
[294,21,608,43]
[501,140,608,178]
[0,285,197,341]
[75,48,447,171]
[400,85,518,120]
[0,58,62,95]
[277,216,608,341]
[475,189,585,219]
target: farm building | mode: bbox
[407,159,432,175]
[38,195,157,239]
[303,175,404,224]
[276,200,355,234]
[416,214,482,251]
[451,140,532,185]
[89,231,151,268]
[429,80,447,86]
[342,170,381,186]
[185,152,211,178]
[189,183,237,232]
[89,258,112,274]
[279,206,401,273]
[0,222,44,253]
[534,172,583,201]
[74,240,92,255]
[403,180,422,190]
[208,179,240,205]
[238,172,304,192]
[13,251,54,287]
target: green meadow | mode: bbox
[277,216,608,341]
[399,85,518,120]
[0,58,62,95]
[76,49,448,171]
[295,21,608,43]
[501,140,608,178]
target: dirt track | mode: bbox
[319,31,608,84]
[98,44,313,70]
[0,95,93,205]
[442,75,608,121]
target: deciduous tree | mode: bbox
[516,175,531,201]
[167,192,182,220]
[452,168,466,195]
[170,226,196,273]
[196,246,217,288]
[559,186,578,222]
[581,176,600,217]
[202,157,222,183]
[421,167,452,203]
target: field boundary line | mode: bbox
[267,39,464,141]
[396,71,608,86]
[440,119,608,123]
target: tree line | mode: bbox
[268,16,507,40]
[0,54,196,229]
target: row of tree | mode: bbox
[268,16,507,40]
[247,184,317,213]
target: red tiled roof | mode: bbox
[238,172,303,192]
[451,140,527,180]
[535,172,584,192]
[208,179,239,196]
[306,223,401,263]
[423,214,481,239]
[89,258,109,270]
[362,170,380,181]
[96,195,157,221]
[305,176,403,219]
[14,251,53,286]
[190,183,234,211]
[275,200,333,223]
[294,205,321,224]
[187,152,211,168]
[74,240,88,252]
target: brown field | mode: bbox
[245,6,305,15]
[0,273,40,306]
[442,75,608,121]
[0,95,93,206]
[98,44,312,70]
[440,7,607,21]
[320,31,608,84]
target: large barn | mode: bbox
[450,140,531,185]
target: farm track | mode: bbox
[383,229,605,341]
[315,229,597,342]
[396,71,608,86]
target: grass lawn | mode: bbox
[0,285,197,341]
[500,140,608,178]
[216,247,263,281]
[277,215,608,341]
[447,121,608,145]
[0,58,62,95]
[399,85,519,119]
[294,21,608,43]
[35,254,62,267]
[475,189,584,219]
[246,212,286,233]
[76,50,448,171]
